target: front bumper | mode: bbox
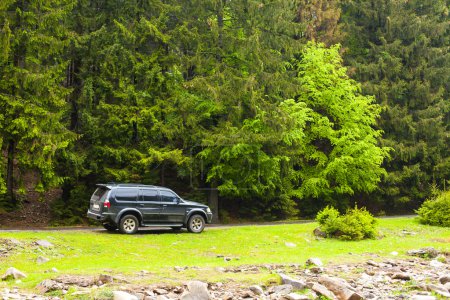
[206,212,213,223]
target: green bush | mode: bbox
[416,190,450,227]
[316,205,378,240]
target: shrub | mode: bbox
[316,205,378,240]
[416,190,450,227]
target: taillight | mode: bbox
[103,200,111,208]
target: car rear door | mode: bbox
[159,190,185,223]
[138,189,163,223]
[89,186,109,213]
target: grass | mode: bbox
[0,217,449,291]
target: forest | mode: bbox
[0,0,448,222]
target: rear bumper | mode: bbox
[87,210,107,221]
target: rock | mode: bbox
[390,251,399,256]
[366,260,379,267]
[438,275,450,285]
[306,258,323,267]
[391,273,411,280]
[426,284,450,298]
[311,283,337,300]
[318,275,362,300]
[310,266,324,274]
[407,247,439,258]
[249,285,264,296]
[174,266,185,272]
[444,282,450,292]
[2,268,27,280]
[36,256,50,264]
[35,240,54,248]
[154,288,168,295]
[313,227,327,238]
[99,274,114,283]
[223,257,231,262]
[410,296,436,300]
[272,284,293,295]
[113,291,139,300]
[430,260,444,268]
[36,279,66,293]
[181,281,210,300]
[285,293,310,300]
[279,273,307,290]
[285,242,297,248]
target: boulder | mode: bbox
[36,279,66,293]
[2,267,26,280]
[311,282,337,300]
[35,240,54,248]
[113,291,139,300]
[306,258,323,267]
[279,273,307,290]
[181,281,210,300]
[318,275,363,300]
[407,247,439,258]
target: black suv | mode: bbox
[87,183,213,234]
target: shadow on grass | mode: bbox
[95,228,190,235]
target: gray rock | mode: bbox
[35,240,54,248]
[426,284,450,298]
[181,281,210,300]
[444,282,450,292]
[430,260,444,268]
[306,258,323,267]
[99,274,114,283]
[407,247,439,258]
[36,279,65,293]
[285,293,310,300]
[438,275,450,285]
[366,260,379,267]
[154,288,168,295]
[318,275,362,300]
[272,284,293,295]
[36,256,50,264]
[313,227,327,238]
[2,267,27,280]
[279,273,307,290]
[311,283,337,300]
[113,291,139,300]
[249,285,264,296]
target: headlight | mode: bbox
[206,207,211,213]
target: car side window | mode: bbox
[159,190,178,203]
[115,188,138,201]
[140,189,159,202]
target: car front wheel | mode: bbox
[119,215,139,234]
[187,214,205,233]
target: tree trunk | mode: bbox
[208,181,219,223]
[6,140,16,206]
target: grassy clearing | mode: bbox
[0,217,449,291]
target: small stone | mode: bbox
[36,279,65,294]
[390,251,398,256]
[285,242,297,248]
[313,227,327,238]
[35,240,54,248]
[224,257,231,262]
[99,274,114,283]
[285,293,310,300]
[306,257,323,267]
[410,296,436,300]
[407,247,439,258]
[310,266,324,274]
[426,284,450,298]
[154,289,168,295]
[181,281,210,300]
[311,283,337,300]
[272,284,293,295]
[438,275,450,285]
[430,260,444,268]
[444,282,450,291]
[391,273,412,280]
[249,285,264,296]
[174,266,185,272]
[36,256,50,264]
[366,260,379,267]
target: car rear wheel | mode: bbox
[119,215,139,234]
[187,214,205,233]
[103,223,117,232]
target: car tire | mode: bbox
[119,215,139,234]
[187,214,205,233]
[103,223,117,232]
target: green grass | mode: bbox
[0,217,449,291]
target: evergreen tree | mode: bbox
[342,0,450,210]
[0,0,75,208]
